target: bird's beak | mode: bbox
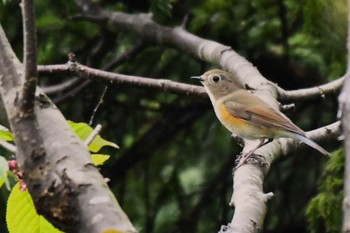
[191,76,204,82]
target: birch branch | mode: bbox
[0,22,137,233]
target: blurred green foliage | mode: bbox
[306,149,344,233]
[0,0,346,232]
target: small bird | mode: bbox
[191,69,329,166]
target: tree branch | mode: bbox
[341,74,350,233]
[61,3,343,231]
[0,23,137,233]
[279,76,344,101]
[225,121,341,233]
[84,124,102,146]
[33,2,340,232]
[42,78,83,95]
[38,63,207,97]
[41,41,147,102]
[340,0,350,231]
[72,0,269,89]
[72,0,341,106]
[0,138,17,153]
[20,0,37,113]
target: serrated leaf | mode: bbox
[6,183,63,233]
[91,154,110,166]
[0,156,10,190]
[67,121,119,152]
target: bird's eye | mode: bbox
[212,75,221,82]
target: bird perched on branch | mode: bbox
[191,69,329,168]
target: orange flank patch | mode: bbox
[219,104,246,127]
[218,103,278,138]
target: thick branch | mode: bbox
[340,1,350,231]
[73,0,270,91]
[341,73,350,232]
[225,121,341,233]
[0,24,136,233]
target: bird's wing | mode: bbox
[223,91,305,136]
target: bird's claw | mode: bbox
[233,153,267,173]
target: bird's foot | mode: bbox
[233,152,267,172]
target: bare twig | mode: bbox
[42,78,83,95]
[0,139,17,153]
[84,124,102,146]
[279,76,344,101]
[89,85,108,126]
[38,63,207,97]
[52,79,92,104]
[20,0,37,112]
[40,42,146,100]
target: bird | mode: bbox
[191,69,329,167]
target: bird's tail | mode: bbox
[289,132,330,156]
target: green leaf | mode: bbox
[91,154,110,166]
[67,121,119,152]
[0,126,14,142]
[6,183,63,233]
[0,156,10,190]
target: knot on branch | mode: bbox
[35,169,80,231]
[67,52,78,72]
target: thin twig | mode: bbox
[84,124,102,146]
[38,63,207,97]
[0,139,17,153]
[21,0,38,112]
[89,85,108,126]
[52,79,92,104]
[42,78,83,95]
[40,42,146,100]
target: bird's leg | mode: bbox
[257,138,273,148]
[234,138,272,170]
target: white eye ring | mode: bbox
[212,75,221,82]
